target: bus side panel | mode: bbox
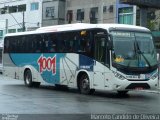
[4,53,95,89]
[104,67,115,90]
[93,61,105,90]
[3,54,18,79]
[59,53,79,87]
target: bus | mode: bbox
[3,23,159,95]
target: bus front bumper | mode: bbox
[112,78,158,91]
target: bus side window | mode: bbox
[35,35,41,53]
[48,33,57,52]
[41,35,46,52]
[31,35,37,53]
[59,32,70,52]
[43,34,50,53]
[23,36,28,53]
[26,35,32,53]
[4,38,10,53]
[58,39,65,52]
[78,30,92,56]
[10,37,16,53]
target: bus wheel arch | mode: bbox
[77,71,95,94]
[24,68,40,88]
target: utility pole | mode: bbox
[5,19,8,34]
[22,11,25,32]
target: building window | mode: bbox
[118,7,133,25]
[8,29,16,33]
[77,9,84,21]
[46,7,55,18]
[103,6,107,13]
[31,2,39,11]
[109,5,113,13]
[67,10,73,24]
[90,7,98,23]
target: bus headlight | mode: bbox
[113,72,125,80]
[151,73,158,80]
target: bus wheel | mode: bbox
[117,90,128,96]
[33,82,41,88]
[79,74,95,95]
[24,70,33,87]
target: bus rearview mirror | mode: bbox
[108,35,113,50]
[157,53,159,61]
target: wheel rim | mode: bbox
[81,78,89,91]
[25,73,31,85]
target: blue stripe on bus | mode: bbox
[79,54,94,71]
[10,53,66,84]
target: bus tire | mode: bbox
[24,69,34,87]
[33,82,41,88]
[79,74,95,95]
[117,90,128,96]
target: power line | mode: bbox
[0,23,21,29]
[0,21,42,30]
[9,13,22,28]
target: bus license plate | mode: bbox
[135,87,144,90]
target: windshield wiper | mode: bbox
[127,38,151,68]
[135,39,151,68]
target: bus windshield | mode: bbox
[111,31,157,69]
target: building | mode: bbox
[65,0,136,25]
[0,0,137,35]
[42,0,65,27]
[0,0,43,34]
[0,0,66,33]
[66,0,117,24]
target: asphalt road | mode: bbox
[0,75,160,120]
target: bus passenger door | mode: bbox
[93,35,106,90]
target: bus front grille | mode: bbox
[125,83,150,90]
[127,79,149,81]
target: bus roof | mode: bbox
[5,23,150,37]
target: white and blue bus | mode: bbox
[3,23,159,95]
